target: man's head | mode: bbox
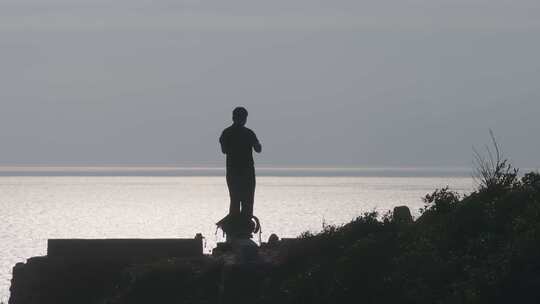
[232,107,248,126]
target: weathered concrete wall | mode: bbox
[10,256,130,304]
[48,237,203,261]
[10,236,204,304]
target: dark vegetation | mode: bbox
[261,170,540,304]
[104,168,539,304]
[106,167,540,303]
[258,135,540,304]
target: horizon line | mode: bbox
[0,165,475,172]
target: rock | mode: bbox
[47,238,203,261]
[9,256,130,304]
[220,262,265,304]
[267,234,279,247]
[231,239,259,263]
[9,236,205,304]
[212,242,233,256]
[393,206,413,225]
[219,240,267,304]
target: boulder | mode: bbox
[393,206,413,224]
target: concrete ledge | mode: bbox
[48,237,203,260]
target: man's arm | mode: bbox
[219,132,227,154]
[252,131,262,153]
[254,141,262,153]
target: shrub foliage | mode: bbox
[261,170,540,304]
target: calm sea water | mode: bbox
[0,170,473,302]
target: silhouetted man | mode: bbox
[220,107,262,218]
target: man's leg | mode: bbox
[226,170,240,215]
[241,167,256,218]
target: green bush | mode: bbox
[261,171,540,304]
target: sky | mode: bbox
[1,0,539,168]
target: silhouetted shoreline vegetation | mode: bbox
[10,169,540,304]
[95,167,540,304]
[257,169,540,303]
[253,137,540,303]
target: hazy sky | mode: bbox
[1,0,539,167]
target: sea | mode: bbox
[0,167,475,302]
